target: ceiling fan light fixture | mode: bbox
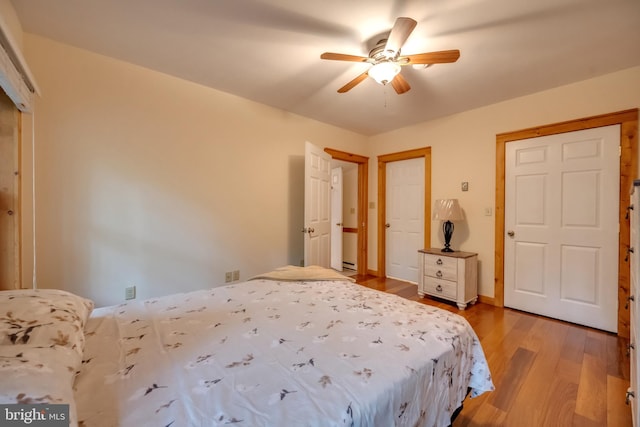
[320,17,460,94]
[382,49,398,59]
[368,61,401,85]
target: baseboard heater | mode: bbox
[342,261,357,270]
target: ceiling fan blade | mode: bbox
[390,73,411,94]
[384,17,417,54]
[337,71,369,93]
[321,52,370,62]
[402,50,460,65]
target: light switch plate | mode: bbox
[461,182,469,192]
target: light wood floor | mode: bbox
[352,275,633,427]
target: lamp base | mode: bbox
[442,220,455,253]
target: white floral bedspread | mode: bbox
[74,280,493,426]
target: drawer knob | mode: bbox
[628,343,635,356]
[436,284,443,292]
[436,258,443,265]
[436,270,443,278]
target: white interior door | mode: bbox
[385,158,424,283]
[330,167,343,271]
[304,141,331,268]
[504,125,620,332]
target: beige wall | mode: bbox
[9,11,640,305]
[21,34,366,306]
[0,0,24,50]
[368,66,640,298]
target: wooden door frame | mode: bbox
[377,147,432,278]
[324,148,369,276]
[0,96,21,290]
[495,109,638,337]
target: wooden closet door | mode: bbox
[0,91,20,290]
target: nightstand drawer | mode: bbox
[424,255,457,281]
[423,277,457,300]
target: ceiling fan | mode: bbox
[320,17,460,94]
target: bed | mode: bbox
[1,266,493,426]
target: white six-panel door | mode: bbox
[304,142,331,268]
[504,125,620,332]
[385,158,424,283]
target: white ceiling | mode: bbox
[11,0,640,136]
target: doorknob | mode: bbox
[336,222,343,227]
[301,227,315,234]
[385,223,391,228]
[507,230,515,237]
[626,390,635,405]
[626,295,635,310]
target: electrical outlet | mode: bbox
[125,286,136,300]
[232,270,240,281]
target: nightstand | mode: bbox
[418,248,478,310]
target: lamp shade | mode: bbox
[368,61,401,85]
[432,199,464,221]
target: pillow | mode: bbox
[0,289,94,356]
[0,345,79,427]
